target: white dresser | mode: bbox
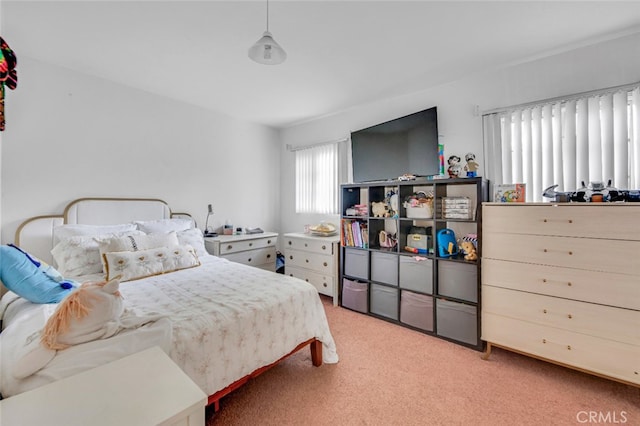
[205,232,278,271]
[283,232,340,305]
[481,203,640,386]
[0,346,207,426]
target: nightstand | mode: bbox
[205,232,278,271]
[283,232,340,305]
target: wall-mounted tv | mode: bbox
[351,107,439,183]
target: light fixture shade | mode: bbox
[248,31,287,65]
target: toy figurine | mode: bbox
[464,153,479,177]
[447,155,462,178]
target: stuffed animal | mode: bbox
[9,277,124,380]
[460,241,477,261]
[371,201,389,217]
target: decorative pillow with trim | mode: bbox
[0,244,76,304]
[51,231,145,277]
[135,218,192,234]
[103,245,200,282]
[98,231,180,272]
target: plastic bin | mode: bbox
[341,278,368,313]
[400,290,434,331]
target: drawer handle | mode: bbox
[289,273,293,277]
[305,279,309,282]
[289,255,293,260]
[323,283,328,287]
[305,243,308,247]
[248,258,252,262]
[322,245,326,250]
[268,240,272,244]
[227,245,233,250]
[288,241,292,245]
[542,339,571,351]
[567,282,572,287]
[568,219,573,223]
[543,309,547,314]
[568,251,573,255]
[306,259,310,263]
[567,314,572,319]
[543,219,547,223]
[267,254,271,259]
[249,243,253,247]
[543,248,548,252]
[323,262,328,267]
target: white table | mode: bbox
[0,346,207,426]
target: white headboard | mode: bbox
[15,198,188,265]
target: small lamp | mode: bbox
[204,204,217,237]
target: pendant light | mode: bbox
[248,0,287,65]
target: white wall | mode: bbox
[1,57,281,244]
[279,32,640,234]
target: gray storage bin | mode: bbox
[436,298,477,345]
[371,252,398,286]
[341,278,368,313]
[344,248,369,280]
[399,256,433,294]
[438,261,477,302]
[370,284,398,320]
[400,290,433,331]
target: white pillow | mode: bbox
[134,218,192,234]
[53,223,137,244]
[51,231,144,277]
[98,231,180,273]
[103,245,200,282]
[177,228,207,258]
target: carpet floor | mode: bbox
[208,296,639,425]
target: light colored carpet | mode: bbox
[208,296,639,425]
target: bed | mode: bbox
[0,198,338,410]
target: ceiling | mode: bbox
[3,1,640,129]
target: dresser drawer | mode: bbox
[483,233,640,276]
[482,285,640,345]
[218,236,277,255]
[223,246,276,267]
[286,265,335,297]
[482,258,640,310]
[483,204,640,240]
[283,237,334,255]
[482,313,640,385]
[285,249,335,274]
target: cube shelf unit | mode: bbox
[339,177,488,350]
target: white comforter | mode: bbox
[0,255,338,398]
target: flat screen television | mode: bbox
[351,107,439,183]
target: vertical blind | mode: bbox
[483,84,640,202]
[295,142,341,214]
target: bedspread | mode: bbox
[1,255,338,398]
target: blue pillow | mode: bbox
[0,244,76,303]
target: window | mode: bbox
[483,83,639,201]
[294,140,348,214]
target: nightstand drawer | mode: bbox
[286,265,335,297]
[285,250,335,273]
[223,246,276,267]
[283,237,334,255]
[218,236,277,255]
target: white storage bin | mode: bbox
[342,278,368,313]
[370,284,398,320]
[436,298,477,345]
[400,290,434,331]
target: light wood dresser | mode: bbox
[481,203,639,386]
[283,232,340,305]
[205,232,278,271]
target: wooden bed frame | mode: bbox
[13,197,325,412]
